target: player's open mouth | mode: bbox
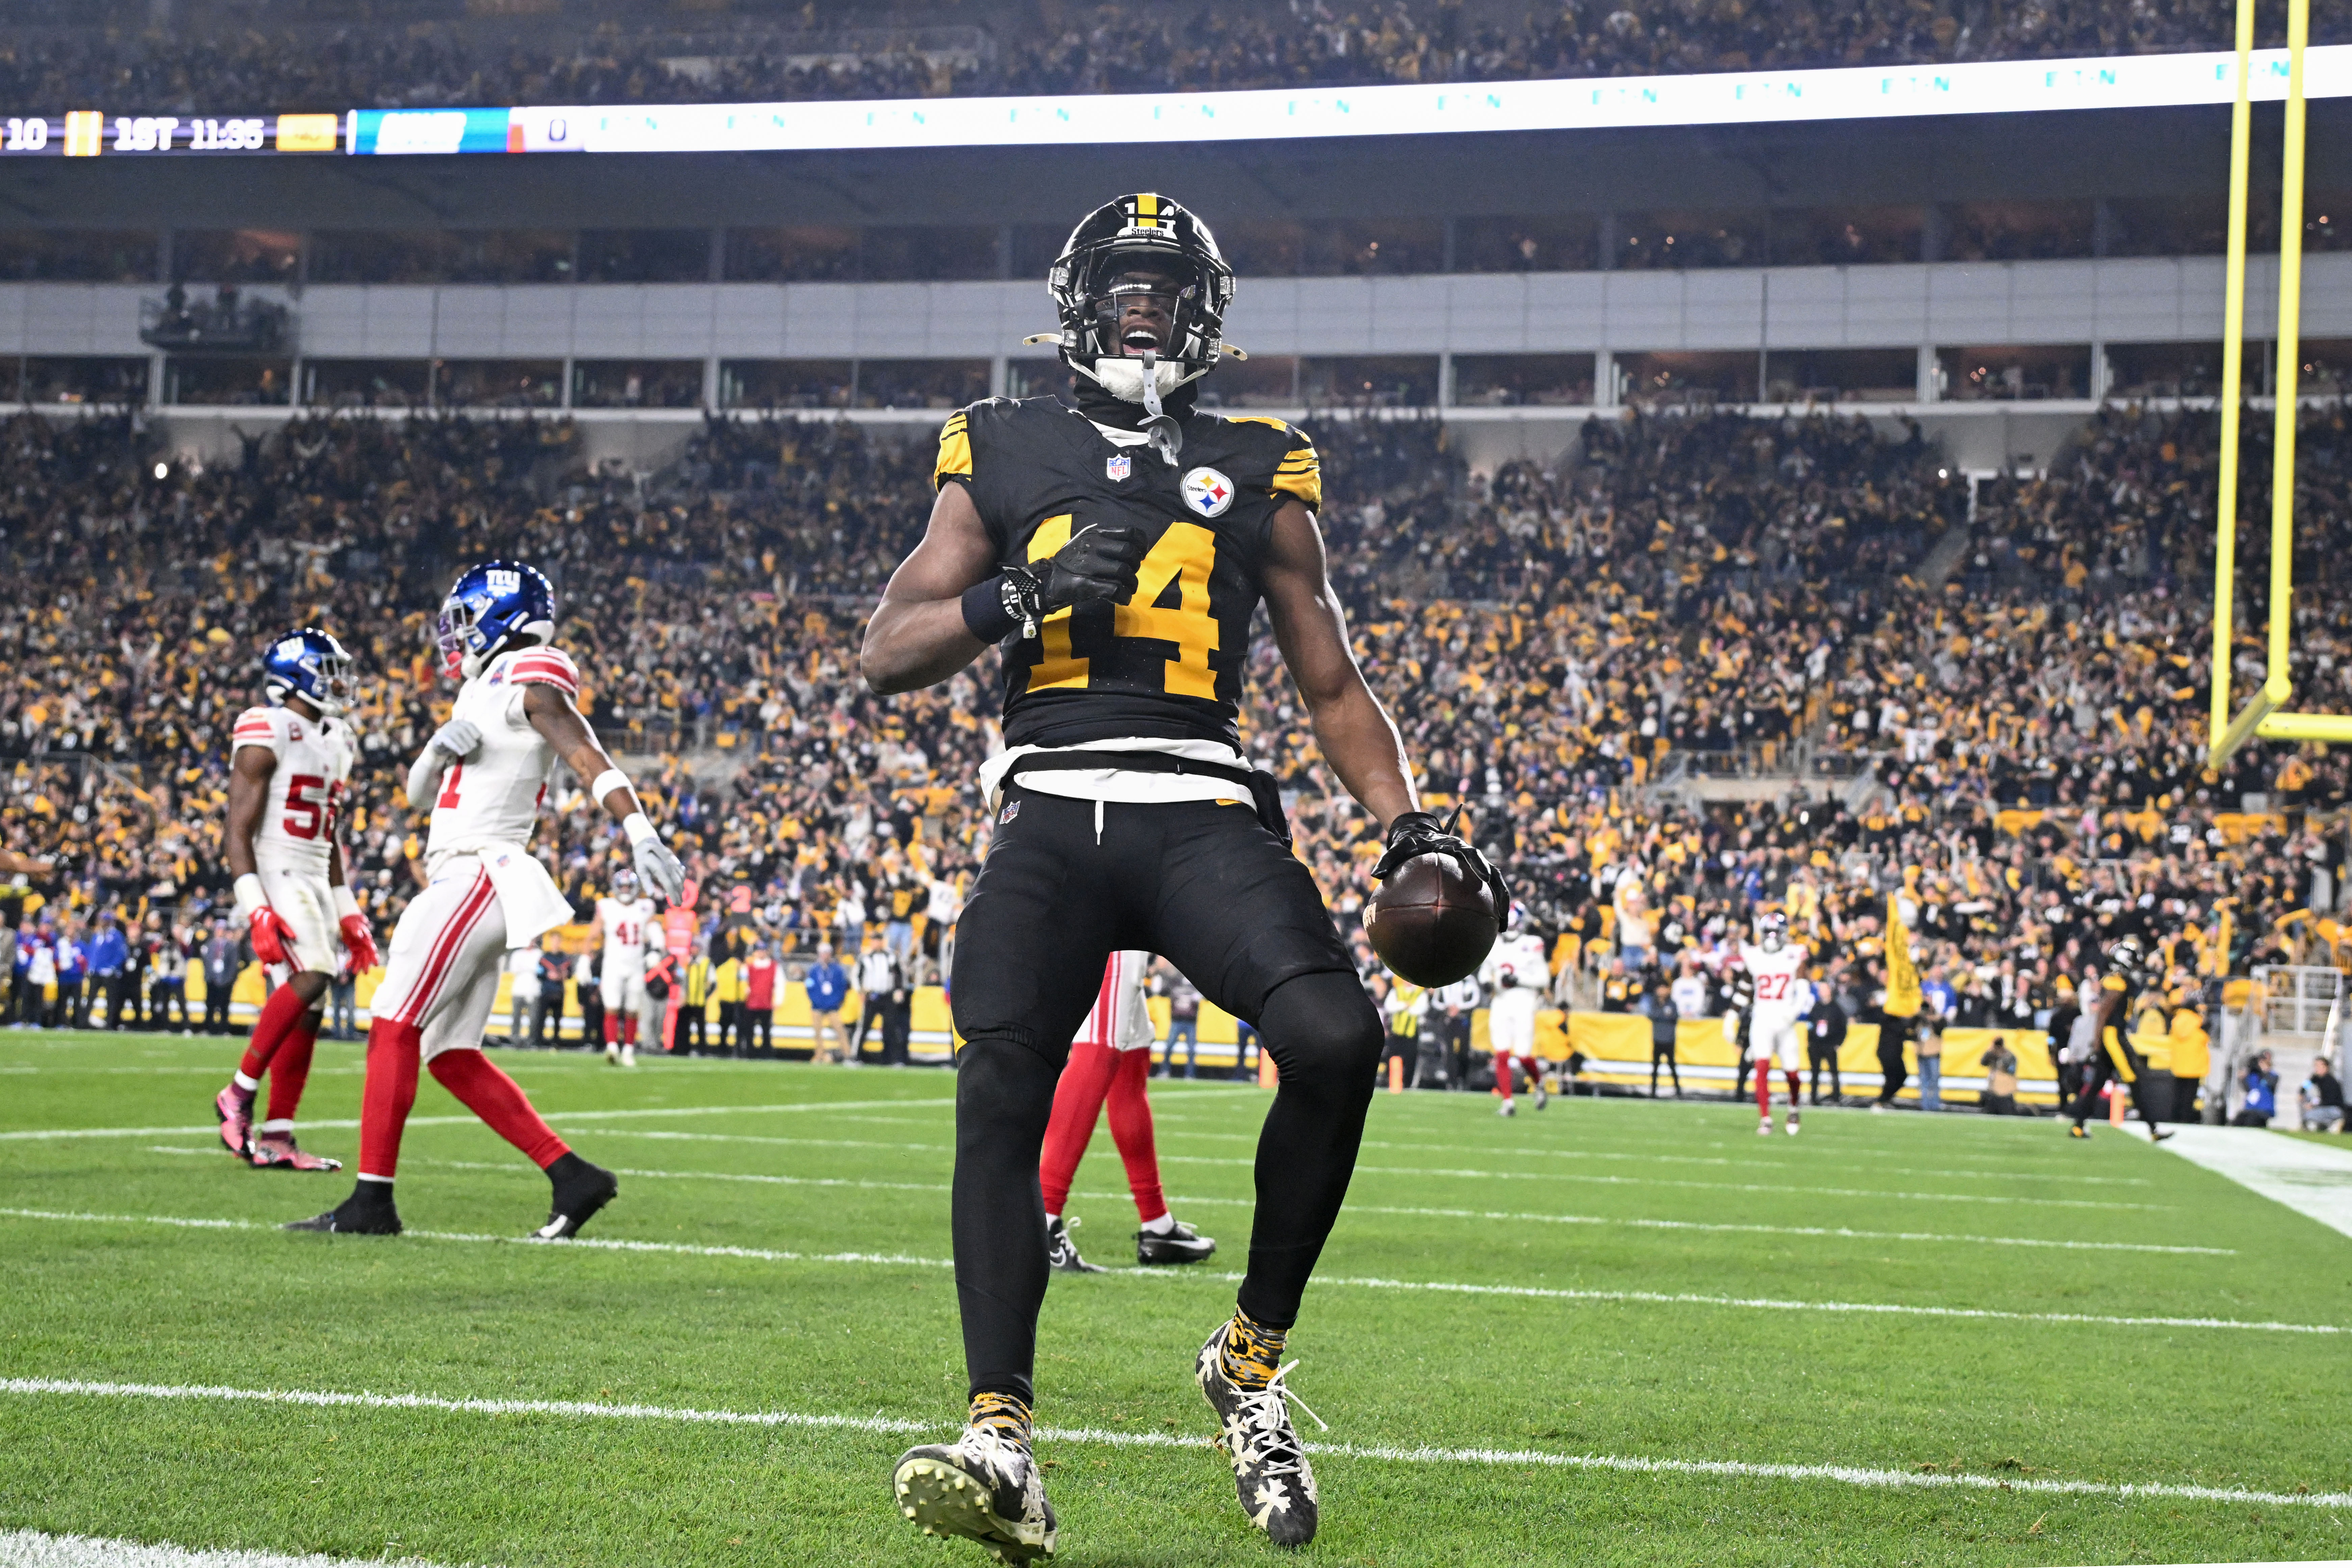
[1121,329,1163,354]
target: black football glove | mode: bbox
[1372,809,1513,920]
[1002,523,1146,629]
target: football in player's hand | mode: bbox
[1366,852,1500,987]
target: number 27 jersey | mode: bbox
[233,705,356,874]
[936,397,1320,752]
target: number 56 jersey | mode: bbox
[232,705,356,875]
[936,397,1319,752]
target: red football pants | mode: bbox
[1038,1040,1167,1224]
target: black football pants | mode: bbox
[950,788,1381,1407]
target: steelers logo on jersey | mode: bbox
[1181,466,1235,518]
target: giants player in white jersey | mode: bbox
[1740,912,1812,1135]
[213,629,376,1171]
[589,868,660,1066]
[1480,910,1552,1116]
[1038,951,1216,1274]
[290,561,685,1239]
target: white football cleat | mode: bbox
[1757,1119,1775,1136]
[1497,1100,1515,1117]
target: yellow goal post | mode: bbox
[2207,0,2343,768]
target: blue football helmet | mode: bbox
[436,560,555,678]
[261,627,356,715]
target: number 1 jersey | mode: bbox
[427,646,580,864]
[936,397,1321,751]
[232,705,355,875]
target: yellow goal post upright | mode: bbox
[2207,0,2344,769]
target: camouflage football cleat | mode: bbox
[1196,1319,1325,1548]
[891,1423,1057,1563]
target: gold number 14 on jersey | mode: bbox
[1024,516,1218,699]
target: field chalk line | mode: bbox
[3,1378,2346,1514]
[0,1529,466,1568]
[0,1206,2318,1335]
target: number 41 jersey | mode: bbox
[936,397,1320,751]
[232,705,356,874]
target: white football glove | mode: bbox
[429,718,482,761]
[633,834,687,905]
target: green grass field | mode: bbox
[2,1028,2347,1567]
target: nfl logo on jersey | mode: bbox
[1105,453,1132,482]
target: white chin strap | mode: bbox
[1077,352,1199,468]
[1083,355,1189,403]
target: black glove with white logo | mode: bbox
[999,523,1146,634]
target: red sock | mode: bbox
[239,983,311,1082]
[623,1014,638,1045]
[358,1019,423,1181]
[1039,1037,1118,1216]
[1756,1066,1774,1116]
[265,1015,320,1124]
[1105,1048,1166,1224]
[603,1014,620,1045]
[1784,1070,1802,1106]
[429,1048,569,1169]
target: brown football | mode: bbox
[1365,851,1500,987]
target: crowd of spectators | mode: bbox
[0,395,2346,1118]
[4,0,2347,116]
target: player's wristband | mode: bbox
[333,885,361,922]
[588,767,631,804]
[960,577,1021,644]
[621,812,660,848]
[233,873,268,921]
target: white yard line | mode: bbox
[577,1124,2153,1187]
[2154,1126,2352,1243]
[0,1098,956,1142]
[0,1530,466,1568]
[2,1378,2343,1514]
[0,1206,2313,1333]
[132,1149,2215,1256]
[1207,1157,2167,1209]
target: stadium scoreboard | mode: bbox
[0,45,2344,160]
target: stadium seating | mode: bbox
[1,398,2344,1098]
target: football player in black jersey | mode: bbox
[2063,935,2176,1142]
[861,193,1503,1559]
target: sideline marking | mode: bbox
[3,1378,2345,1513]
[0,1207,2311,1333]
[0,1528,464,1568]
[2155,1126,2352,1242]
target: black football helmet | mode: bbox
[1048,192,1235,403]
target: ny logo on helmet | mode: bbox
[485,569,523,594]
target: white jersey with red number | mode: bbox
[1074,950,1155,1052]
[597,895,658,978]
[232,705,356,875]
[425,646,579,869]
[1740,940,1812,1019]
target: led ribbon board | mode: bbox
[407,44,2352,156]
[6,46,2346,158]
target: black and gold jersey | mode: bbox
[936,396,1319,751]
